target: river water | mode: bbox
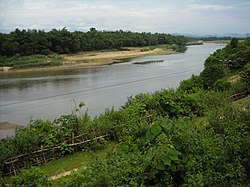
[0,44,224,138]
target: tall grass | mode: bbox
[0,55,63,69]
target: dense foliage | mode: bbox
[66,107,249,186]
[179,37,250,94]
[0,28,188,57]
[204,38,250,72]
[0,90,206,176]
[1,38,249,186]
[0,55,63,69]
[191,36,233,41]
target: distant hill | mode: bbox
[173,33,249,38]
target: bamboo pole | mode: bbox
[41,145,47,164]
[3,124,130,176]
[11,162,16,176]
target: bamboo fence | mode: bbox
[2,130,112,176]
[227,92,247,101]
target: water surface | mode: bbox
[0,44,224,138]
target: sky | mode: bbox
[0,0,250,35]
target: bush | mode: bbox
[0,55,62,69]
[213,79,231,91]
[200,65,226,88]
[240,63,250,93]
[178,74,204,93]
[63,108,250,186]
[229,80,248,95]
[12,167,51,187]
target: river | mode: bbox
[0,44,224,138]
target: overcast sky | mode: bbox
[0,0,250,34]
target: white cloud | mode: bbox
[0,0,249,34]
[188,4,233,11]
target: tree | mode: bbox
[240,64,250,93]
[213,79,231,91]
[229,38,238,48]
[12,167,51,187]
[200,65,226,88]
[0,28,189,57]
[178,74,204,93]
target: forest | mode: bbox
[0,28,188,57]
[0,28,188,69]
[0,38,249,186]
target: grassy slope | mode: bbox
[39,142,118,177]
[233,95,250,108]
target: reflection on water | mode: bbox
[0,77,81,90]
[133,60,164,65]
[0,44,224,133]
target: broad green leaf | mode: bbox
[173,138,182,149]
[157,162,166,171]
[146,125,162,141]
[169,154,179,161]
[169,149,180,161]
[163,158,171,166]
[150,125,162,135]
[146,131,155,141]
[171,164,177,171]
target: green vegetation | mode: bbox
[1,167,51,187]
[0,28,188,69]
[179,37,250,95]
[0,55,63,69]
[233,96,250,109]
[40,141,117,177]
[186,41,203,45]
[190,36,234,42]
[0,38,249,186]
[67,110,249,187]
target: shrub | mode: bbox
[178,74,204,93]
[12,167,51,187]
[213,79,231,91]
[200,65,226,88]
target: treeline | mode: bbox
[193,36,232,41]
[0,28,188,57]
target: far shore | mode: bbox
[202,40,229,45]
[0,47,176,74]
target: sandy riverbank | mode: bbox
[0,121,23,139]
[0,47,175,74]
[0,121,23,130]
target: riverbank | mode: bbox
[0,121,23,130]
[0,46,175,74]
[203,40,230,44]
[0,121,23,139]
